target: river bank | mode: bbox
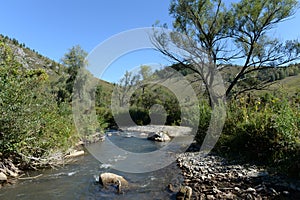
[176,149,300,199]
[122,125,300,199]
[0,147,86,188]
[2,126,300,199]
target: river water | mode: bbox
[0,131,185,200]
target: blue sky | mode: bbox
[1,0,300,82]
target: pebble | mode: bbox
[206,194,215,200]
[176,152,300,199]
[246,187,256,193]
[234,187,240,192]
[282,190,289,195]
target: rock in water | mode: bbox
[176,185,192,200]
[99,172,129,193]
[147,131,171,142]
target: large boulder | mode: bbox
[99,172,129,193]
[147,131,171,142]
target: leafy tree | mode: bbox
[61,45,87,99]
[113,70,140,107]
[0,42,76,164]
[153,0,300,102]
[113,66,182,125]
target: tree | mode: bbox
[61,45,87,99]
[114,70,140,107]
[153,0,300,102]
[0,42,76,162]
[227,0,300,97]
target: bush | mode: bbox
[0,42,77,165]
[194,100,212,144]
[192,89,299,176]
[219,92,299,176]
[96,106,114,129]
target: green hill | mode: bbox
[269,73,300,95]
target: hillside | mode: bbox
[269,73,300,95]
[0,34,114,91]
[0,34,65,77]
[169,62,300,97]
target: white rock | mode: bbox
[246,187,256,193]
[0,172,7,181]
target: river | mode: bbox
[0,131,185,200]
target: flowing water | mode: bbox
[0,131,185,200]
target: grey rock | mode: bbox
[269,187,278,195]
[234,187,240,192]
[147,131,171,142]
[176,151,300,199]
[212,187,222,194]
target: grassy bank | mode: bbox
[195,91,300,178]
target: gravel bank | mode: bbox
[177,151,300,199]
[120,125,193,137]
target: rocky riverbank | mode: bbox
[0,149,85,188]
[177,151,300,199]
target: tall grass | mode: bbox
[195,92,300,177]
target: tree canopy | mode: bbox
[154,0,300,101]
[60,45,88,100]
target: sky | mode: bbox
[1,0,300,82]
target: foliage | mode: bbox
[111,66,182,127]
[60,45,88,100]
[218,92,300,176]
[194,100,212,143]
[154,0,300,102]
[0,42,77,165]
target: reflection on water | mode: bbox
[0,131,184,200]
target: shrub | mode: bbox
[194,100,212,144]
[219,92,299,176]
[0,42,77,166]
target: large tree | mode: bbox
[60,45,88,100]
[51,45,87,104]
[153,0,300,102]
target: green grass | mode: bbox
[271,74,300,94]
[249,74,300,98]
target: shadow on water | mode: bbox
[0,131,184,200]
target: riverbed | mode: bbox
[0,131,184,200]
